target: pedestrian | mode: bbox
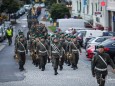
[49,17,53,24]
[91,45,115,86]
[6,27,13,46]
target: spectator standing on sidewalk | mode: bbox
[6,27,13,46]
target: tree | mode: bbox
[0,0,19,20]
[50,3,70,21]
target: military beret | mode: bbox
[60,32,64,35]
[47,34,50,36]
[65,34,68,36]
[18,32,23,35]
[51,34,55,37]
[98,45,104,49]
[54,31,57,33]
[40,36,45,39]
[67,36,71,38]
[19,35,24,39]
[72,36,76,38]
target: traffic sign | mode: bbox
[101,1,106,6]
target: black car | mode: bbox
[99,37,115,63]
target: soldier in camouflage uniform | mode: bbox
[70,36,82,70]
[36,36,49,71]
[16,35,27,71]
[59,35,66,70]
[65,36,72,66]
[49,37,63,75]
[91,45,115,86]
[46,34,51,63]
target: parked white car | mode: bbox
[86,36,112,49]
[0,25,6,41]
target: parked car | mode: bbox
[103,31,115,36]
[86,36,112,49]
[24,4,32,11]
[77,30,107,46]
[40,3,45,8]
[99,37,115,63]
[18,7,26,16]
[86,37,115,63]
[4,21,11,30]
[0,25,6,41]
[83,37,95,49]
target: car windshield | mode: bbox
[78,31,86,37]
[100,39,114,46]
[88,37,96,42]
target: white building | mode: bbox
[71,0,110,31]
[107,0,115,32]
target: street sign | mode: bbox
[113,16,115,22]
[101,1,106,6]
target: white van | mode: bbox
[56,19,91,32]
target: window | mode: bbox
[95,38,105,42]
[100,39,114,46]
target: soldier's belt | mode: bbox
[72,49,78,52]
[52,51,59,54]
[39,50,47,53]
[17,50,25,52]
[95,67,107,71]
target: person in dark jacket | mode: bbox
[16,36,27,71]
[91,45,115,86]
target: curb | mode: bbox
[0,44,5,52]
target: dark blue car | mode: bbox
[100,37,115,63]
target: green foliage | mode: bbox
[50,3,70,20]
[48,26,56,32]
[0,0,19,13]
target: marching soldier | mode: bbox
[65,36,72,66]
[16,36,27,71]
[70,36,82,70]
[91,45,115,86]
[59,36,66,70]
[49,37,63,75]
[36,36,49,71]
[46,34,51,63]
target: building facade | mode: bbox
[107,0,115,32]
[71,0,112,31]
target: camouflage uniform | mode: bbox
[50,37,63,75]
[36,36,49,71]
[16,36,27,71]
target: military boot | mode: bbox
[54,68,58,75]
[60,65,63,70]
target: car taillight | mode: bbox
[104,47,110,51]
